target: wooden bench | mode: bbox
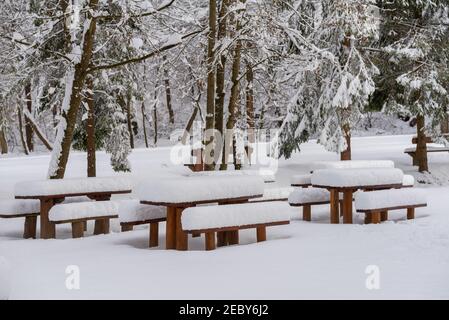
[118,200,166,247]
[0,200,40,239]
[291,174,312,188]
[355,188,427,224]
[49,201,118,238]
[405,146,449,166]
[181,202,290,250]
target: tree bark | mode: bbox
[22,110,53,151]
[0,128,8,154]
[441,107,449,134]
[141,102,149,148]
[125,93,135,149]
[24,83,34,152]
[17,107,29,155]
[245,62,255,164]
[86,76,96,177]
[204,0,217,170]
[416,114,428,172]
[153,99,158,146]
[340,123,351,161]
[163,56,175,125]
[49,0,99,179]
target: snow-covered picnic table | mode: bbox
[14,177,132,239]
[137,175,264,250]
[310,160,395,172]
[311,168,404,224]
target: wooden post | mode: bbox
[23,216,37,239]
[371,212,381,224]
[303,204,311,221]
[342,190,353,224]
[217,231,228,247]
[364,214,372,224]
[381,211,388,222]
[407,207,415,220]
[149,222,159,248]
[175,208,188,251]
[192,231,201,238]
[205,232,216,251]
[330,189,339,224]
[94,219,110,235]
[166,207,176,249]
[40,198,55,239]
[72,221,84,238]
[256,226,267,242]
[227,230,239,245]
[83,221,88,231]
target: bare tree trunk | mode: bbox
[204,0,217,170]
[340,123,351,161]
[162,55,175,125]
[17,107,29,155]
[245,62,255,165]
[141,102,149,148]
[24,83,34,152]
[49,0,99,179]
[416,114,428,172]
[153,100,158,146]
[125,93,135,149]
[0,128,8,154]
[441,107,449,134]
[86,76,96,177]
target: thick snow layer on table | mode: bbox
[181,202,291,231]
[14,176,132,197]
[355,188,427,211]
[137,175,264,204]
[49,201,118,222]
[254,187,293,201]
[311,160,395,171]
[118,200,166,223]
[291,174,312,185]
[0,200,40,215]
[190,169,276,183]
[63,196,92,204]
[311,168,404,188]
[288,188,330,205]
[403,175,415,186]
[0,257,11,300]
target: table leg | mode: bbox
[40,198,55,239]
[94,194,112,234]
[175,207,188,251]
[330,189,339,224]
[342,190,353,224]
[166,207,176,249]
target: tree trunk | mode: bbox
[48,0,99,179]
[204,0,217,170]
[441,107,449,134]
[17,107,29,155]
[153,100,158,146]
[86,76,96,177]
[340,123,351,161]
[0,128,8,154]
[22,109,53,151]
[125,93,135,149]
[163,56,175,125]
[141,102,149,148]
[245,62,255,164]
[416,114,428,172]
[24,83,34,152]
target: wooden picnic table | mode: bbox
[14,177,132,239]
[311,168,405,224]
[137,175,265,251]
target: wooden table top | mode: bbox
[140,194,264,208]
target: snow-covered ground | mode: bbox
[1,134,449,299]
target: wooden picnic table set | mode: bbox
[1,160,427,251]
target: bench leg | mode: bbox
[217,231,228,247]
[330,189,339,224]
[302,204,311,221]
[72,222,84,238]
[381,211,388,222]
[149,222,159,248]
[121,224,133,232]
[371,212,381,224]
[411,153,418,166]
[175,208,188,251]
[227,230,239,245]
[256,226,267,242]
[94,219,110,235]
[407,207,415,220]
[23,216,37,239]
[205,232,216,251]
[364,214,372,224]
[342,190,353,224]
[83,221,87,232]
[166,207,176,249]
[40,198,56,239]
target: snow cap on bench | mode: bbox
[288,188,331,205]
[311,168,404,188]
[402,175,415,187]
[14,176,132,198]
[181,202,291,231]
[291,174,312,186]
[49,201,118,222]
[118,200,166,223]
[355,188,427,211]
[0,199,40,216]
[137,175,264,204]
[310,160,395,171]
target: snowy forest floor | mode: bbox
[1,134,449,299]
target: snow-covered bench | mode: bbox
[404,146,449,166]
[0,200,40,239]
[310,160,395,172]
[355,189,427,224]
[49,201,118,238]
[291,174,312,188]
[118,200,166,247]
[288,188,342,221]
[181,202,290,250]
